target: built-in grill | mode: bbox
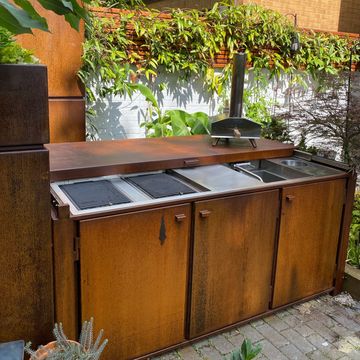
[59,180,131,210]
[126,172,197,198]
[211,53,261,147]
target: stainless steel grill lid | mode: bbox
[211,52,261,147]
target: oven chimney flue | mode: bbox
[229,52,246,118]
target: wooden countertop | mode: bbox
[46,135,294,181]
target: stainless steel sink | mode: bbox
[233,158,312,182]
[251,170,286,183]
[281,159,309,167]
[269,157,343,177]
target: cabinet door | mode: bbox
[272,179,345,308]
[189,191,279,338]
[80,204,190,360]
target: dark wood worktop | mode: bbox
[46,135,294,181]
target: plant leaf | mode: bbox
[14,0,48,31]
[167,110,191,136]
[128,83,158,108]
[37,0,73,15]
[189,112,210,134]
[64,12,79,30]
[0,0,48,34]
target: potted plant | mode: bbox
[24,318,108,360]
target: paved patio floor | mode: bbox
[154,294,360,360]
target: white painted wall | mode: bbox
[89,69,222,140]
[88,69,356,160]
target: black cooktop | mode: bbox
[60,180,131,210]
[126,173,196,199]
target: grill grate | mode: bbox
[60,180,131,210]
[126,173,196,198]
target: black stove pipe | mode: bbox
[229,52,246,118]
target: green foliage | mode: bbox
[242,88,274,125]
[82,1,358,95]
[227,338,262,360]
[261,117,292,143]
[140,91,210,137]
[348,193,360,268]
[81,1,359,138]
[296,132,318,155]
[133,80,210,137]
[92,0,144,8]
[24,318,108,360]
[0,26,36,63]
[0,0,91,34]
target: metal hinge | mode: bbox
[73,236,80,262]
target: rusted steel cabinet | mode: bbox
[272,179,346,308]
[0,64,53,345]
[189,190,279,338]
[0,150,53,344]
[79,205,191,360]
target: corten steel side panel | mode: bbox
[272,179,346,308]
[46,136,294,181]
[80,205,191,360]
[189,190,279,338]
[52,209,78,340]
[0,65,49,146]
[49,99,86,143]
[334,171,357,294]
[16,3,84,98]
[0,149,53,345]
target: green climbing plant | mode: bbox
[79,1,360,137]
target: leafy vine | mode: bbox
[79,1,360,136]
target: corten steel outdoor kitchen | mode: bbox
[0,55,357,360]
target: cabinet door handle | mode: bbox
[175,214,187,222]
[184,158,200,167]
[286,195,295,202]
[200,210,211,218]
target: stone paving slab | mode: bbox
[152,294,360,360]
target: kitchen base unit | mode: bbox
[80,205,191,360]
[272,179,346,308]
[189,191,279,338]
[48,136,356,360]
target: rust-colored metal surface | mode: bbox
[189,191,279,338]
[0,65,49,146]
[334,170,358,294]
[80,205,191,360]
[272,179,346,308]
[0,149,53,345]
[49,99,86,143]
[52,205,78,339]
[16,2,84,98]
[46,136,294,181]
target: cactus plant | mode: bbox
[24,318,108,360]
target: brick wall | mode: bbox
[145,0,360,34]
[240,0,360,33]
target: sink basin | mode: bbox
[252,170,286,183]
[281,159,309,167]
[233,159,313,181]
[268,157,343,177]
